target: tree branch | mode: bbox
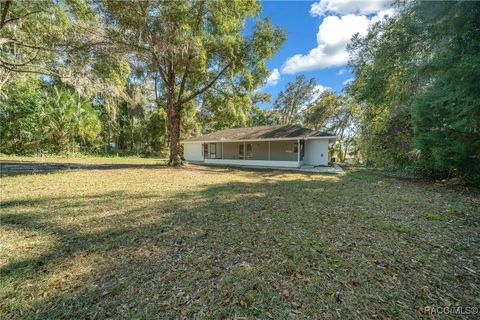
[175,62,231,108]
[0,37,57,52]
[176,61,191,104]
[0,0,11,29]
[1,9,41,29]
[151,52,167,84]
[176,0,206,104]
[0,62,64,77]
[0,48,40,68]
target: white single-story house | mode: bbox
[181,125,336,168]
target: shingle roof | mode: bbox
[183,125,334,142]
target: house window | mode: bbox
[203,144,208,158]
[246,143,253,159]
[239,143,245,159]
[294,142,299,153]
[210,143,216,159]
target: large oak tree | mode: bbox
[97,0,285,165]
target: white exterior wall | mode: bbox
[303,139,329,166]
[183,143,204,162]
[183,138,331,167]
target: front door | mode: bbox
[239,143,244,159]
[246,143,253,159]
[209,143,216,159]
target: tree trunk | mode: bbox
[167,92,182,166]
[342,142,349,163]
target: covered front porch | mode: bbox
[202,139,304,168]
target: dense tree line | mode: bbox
[348,1,480,185]
[0,0,285,162]
[0,75,170,155]
[267,1,480,184]
[1,1,478,184]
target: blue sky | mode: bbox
[253,0,393,108]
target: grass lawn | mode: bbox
[1,157,479,319]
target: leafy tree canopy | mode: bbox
[348,0,480,184]
[94,0,286,164]
[273,75,318,125]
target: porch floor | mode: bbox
[187,162,345,174]
[298,164,345,174]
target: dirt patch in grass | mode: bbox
[1,159,479,319]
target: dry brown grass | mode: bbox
[1,157,479,319]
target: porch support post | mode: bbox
[222,142,224,159]
[268,141,270,160]
[297,139,300,167]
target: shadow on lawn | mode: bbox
[0,160,167,178]
[1,170,478,319]
[0,161,256,178]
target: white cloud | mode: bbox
[297,85,330,110]
[337,69,347,76]
[282,7,395,74]
[314,84,327,95]
[311,84,330,101]
[310,0,391,17]
[370,8,396,24]
[282,14,370,74]
[343,77,354,85]
[264,68,280,87]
